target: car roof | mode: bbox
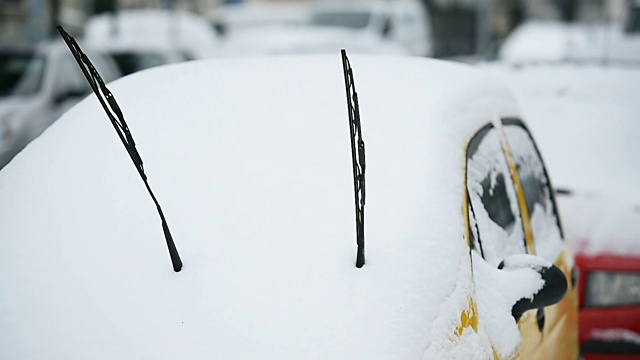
[0,55,519,358]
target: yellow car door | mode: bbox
[499,118,579,360]
[464,120,579,359]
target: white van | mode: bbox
[307,0,433,56]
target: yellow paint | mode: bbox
[455,299,479,337]
[500,136,536,255]
[492,347,501,360]
[463,188,472,248]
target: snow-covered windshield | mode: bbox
[308,11,372,29]
[0,52,45,97]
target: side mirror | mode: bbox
[499,254,568,322]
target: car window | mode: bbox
[308,11,372,29]
[467,124,526,266]
[0,52,45,97]
[54,54,91,96]
[111,52,167,76]
[502,119,564,262]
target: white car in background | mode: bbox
[84,9,220,75]
[0,41,119,168]
[307,0,433,56]
[209,2,410,56]
[0,48,578,358]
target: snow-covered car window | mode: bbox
[502,119,565,262]
[467,124,526,267]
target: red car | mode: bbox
[559,194,640,359]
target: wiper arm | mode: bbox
[57,26,182,272]
[341,49,366,268]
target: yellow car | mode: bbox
[0,43,578,358]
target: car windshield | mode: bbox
[308,11,372,29]
[111,52,166,76]
[0,51,46,97]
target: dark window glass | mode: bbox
[308,11,372,29]
[111,52,166,76]
[0,52,45,97]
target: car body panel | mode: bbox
[577,254,640,359]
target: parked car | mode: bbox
[484,62,640,359]
[84,9,220,75]
[208,2,408,56]
[307,0,433,56]
[0,52,578,358]
[0,41,120,168]
[559,194,640,360]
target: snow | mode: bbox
[483,63,640,203]
[499,20,640,63]
[466,126,526,267]
[0,55,538,358]
[502,125,565,263]
[557,193,640,257]
[472,252,546,357]
[483,63,640,256]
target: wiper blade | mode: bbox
[57,26,183,272]
[341,49,366,268]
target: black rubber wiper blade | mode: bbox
[341,49,366,268]
[57,26,182,272]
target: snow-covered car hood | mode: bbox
[215,25,408,56]
[0,55,520,358]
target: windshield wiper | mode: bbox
[341,49,366,268]
[57,26,182,272]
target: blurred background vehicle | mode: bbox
[209,1,413,56]
[560,194,640,360]
[84,9,220,74]
[306,0,433,56]
[0,40,119,168]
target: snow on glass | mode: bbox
[467,126,525,267]
[503,125,564,263]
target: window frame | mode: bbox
[500,117,565,243]
[464,122,528,263]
